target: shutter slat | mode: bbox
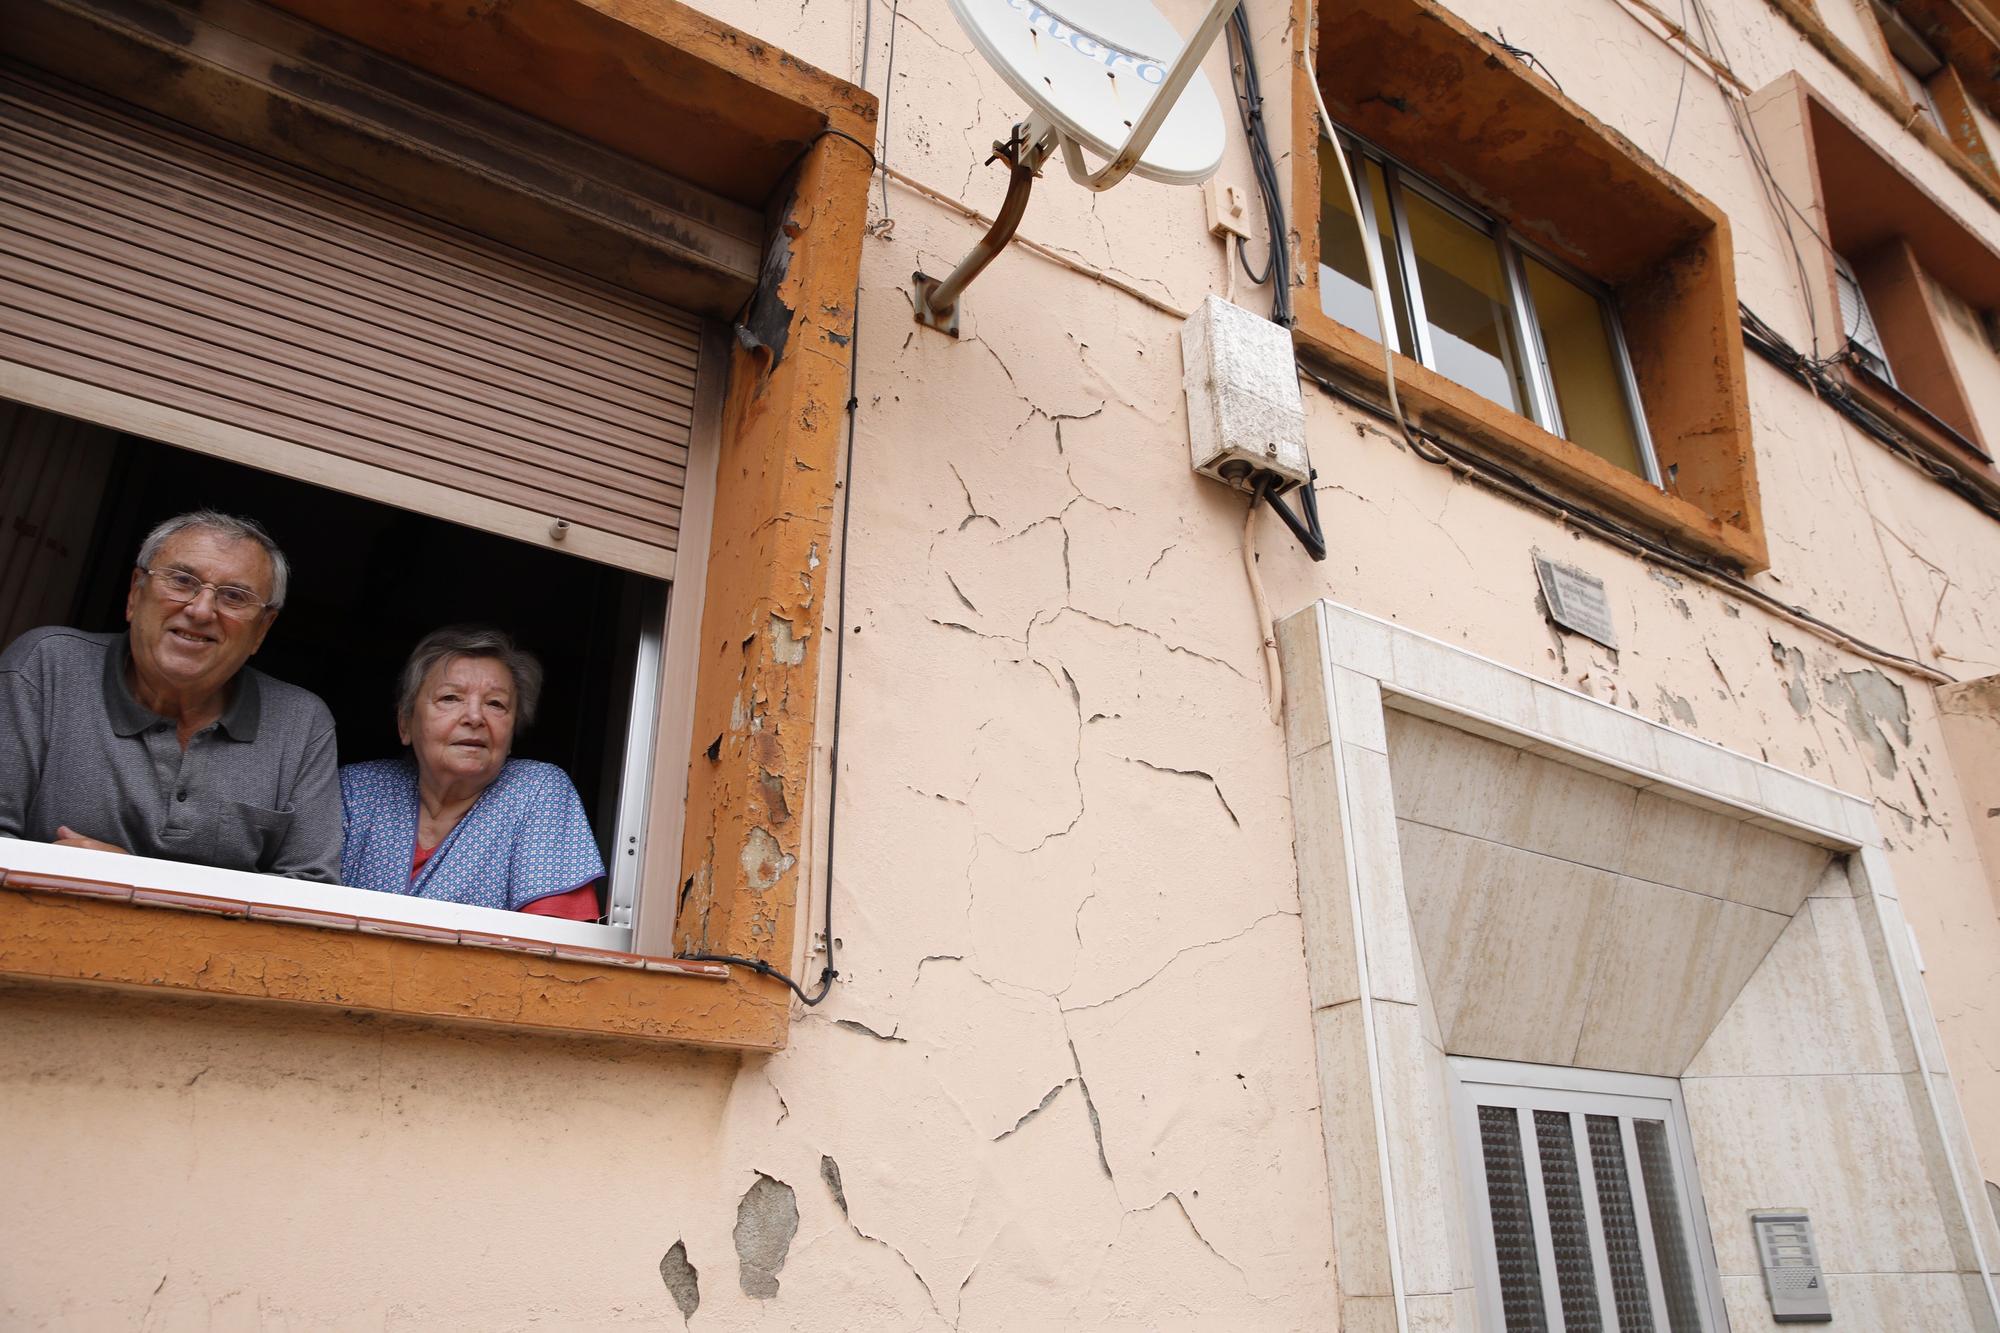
[0,85,704,367]
[0,322,685,547]
[0,231,695,471]
[0,70,701,570]
[1,289,686,508]
[0,151,697,422]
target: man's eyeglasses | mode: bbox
[138,566,275,618]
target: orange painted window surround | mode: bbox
[1864,0,2000,176]
[0,0,877,1050]
[1762,0,2000,202]
[1293,0,1767,572]
[1750,72,2000,495]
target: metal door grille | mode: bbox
[1451,1059,1727,1333]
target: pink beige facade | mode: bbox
[3,0,2000,1328]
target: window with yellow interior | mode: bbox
[1318,132,1660,483]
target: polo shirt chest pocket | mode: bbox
[215,800,295,873]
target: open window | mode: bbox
[1450,1059,1731,1331]
[0,405,670,933]
[1296,0,1765,571]
[0,0,871,1049]
[1750,73,2000,494]
[0,58,724,956]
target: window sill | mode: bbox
[0,840,786,1050]
[1294,309,1770,571]
[1843,360,1995,461]
[1759,0,2000,211]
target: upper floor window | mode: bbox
[1450,1058,1730,1331]
[1750,72,2000,489]
[1873,0,1948,132]
[1299,0,1764,570]
[1319,133,1659,483]
[1835,253,1898,385]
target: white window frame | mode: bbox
[1324,131,1663,485]
[1450,1057,1731,1332]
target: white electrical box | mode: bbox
[1180,294,1310,496]
[1203,181,1252,241]
[1752,1210,1832,1322]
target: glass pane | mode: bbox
[1523,256,1647,476]
[1317,139,1413,351]
[1587,1115,1656,1331]
[1535,1109,1603,1331]
[1635,1119,1705,1332]
[1480,1104,1549,1331]
[1402,188,1531,414]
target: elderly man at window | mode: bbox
[0,509,341,881]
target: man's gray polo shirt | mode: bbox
[0,627,342,882]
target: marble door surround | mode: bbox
[1276,599,2000,1333]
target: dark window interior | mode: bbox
[4,409,659,879]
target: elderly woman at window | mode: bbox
[339,626,603,920]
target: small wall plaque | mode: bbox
[1534,554,1618,649]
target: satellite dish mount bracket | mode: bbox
[913,116,1058,337]
[912,0,1239,334]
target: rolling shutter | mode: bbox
[0,66,702,578]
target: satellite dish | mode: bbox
[914,0,1239,334]
[946,0,1228,185]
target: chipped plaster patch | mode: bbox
[759,768,792,822]
[733,1174,799,1299]
[658,1241,699,1321]
[1657,687,1698,727]
[1771,638,1811,717]
[740,827,796,892]
[769,615,807,666]
[820,1156,849,1216]
[1822,668,1911,779]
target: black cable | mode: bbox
[1661,0,1691,166]
[764,129,878,219]
[1224,6,1293,324]
[1738,302,2000,521]
[1294,349,1960,680]
[1261,472,1328,560]
[1483,29,1564,95]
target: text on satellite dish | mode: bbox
[1012,0,1170,83]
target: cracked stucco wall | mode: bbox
[4,0,2000,1328]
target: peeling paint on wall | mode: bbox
[740,827,796,893]
[1822,667,1911,778]
[1771,638,1812,717]
[733,1173,798,1299]
[658,1240,700,1321]
[769,614,808,666]
[1657,687,1698,727]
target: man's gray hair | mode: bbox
[397,625,545,730]
[136,509,290,611]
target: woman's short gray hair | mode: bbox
[137,509,290,610]
[397,625,545,730]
